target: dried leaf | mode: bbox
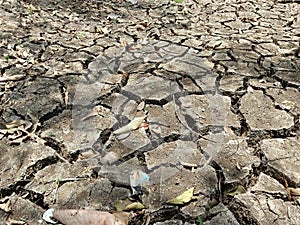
[113,212,130,225]
[225,185,246,197]
[167,187,197,205]
[43,208,57,224]
[136,101,145,111]
[289,188,300,196]
[115,199,131,212]
[81,106,102,121]
[124,202,145,211]
[115,199,145,211]
[113,116,146,135]
[224,126,235,135]
[5,120,25,129]
[43,208,129,225]
[0,199,11,212]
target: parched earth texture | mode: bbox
[0,0,300,224]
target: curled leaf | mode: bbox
[167,187,197,205]
[289,188,300,196]
[81,106,102,121]
[123,202,145,211]
[43,208,57,224]
[43,208,129,225]
[115,199,145,211]
[113,116,146,135]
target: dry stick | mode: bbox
[53,151,70,164]
[44,177,89,184]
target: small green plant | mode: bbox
[29,7,33,15]
[55,177,61,185]
[197,215,204,225]
[4,54,9,61]
[175,0,184,3]
[46,131,56,137]
[112,18,119,23]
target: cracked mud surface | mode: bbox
[0,0,300,224]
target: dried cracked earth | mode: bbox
[0,0,300,224]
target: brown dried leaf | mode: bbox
[47,209,129,225]
[81,106,102,121]
[224,126,235,135]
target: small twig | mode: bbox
[53,151,70,164]
[44,177,89,185]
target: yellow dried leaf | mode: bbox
[225,185,246,197]
[123,202,145,211]
[115,199,145,211]
[167,187,197,205]
[115,199,130,212]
